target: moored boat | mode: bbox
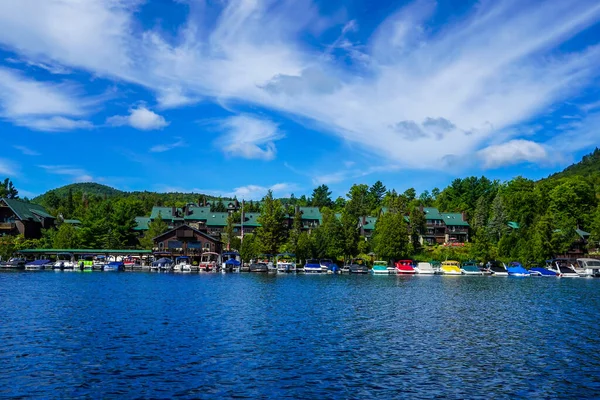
[371,260,395,275]
[25,259,52,271]
[103,261,124,271]
[348,258,369,274]
[485,260,508,276]
[276,253,296,273]
[199,252,220,272]
[507,262,530,277]
[461,261,483,275]
[54,253,75,270]
[319,259,333,273]
[395,260,416,275]
[249,262,269,272]
[152,257,173,271]
[221,252,241,273]
[575,258,599,277]
[78,254,94,271]
[304,259,323,274]
[174,256,192,272]
[414,262,435,274]
[0,257,26,270]
[440,260,462,275]
[546,259,579,278]
[529,266,558,277]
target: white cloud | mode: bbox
[0,159,17,176]
[13,145,40,156]
[217,115,283,160]
[154,182,296,200]
[107,106,169,130]
[149,137,186,153]
[38,165,93,183]
[5,57,71,74]
[14,117,93,132]
[2,1,600,167]
[477,140,549,169]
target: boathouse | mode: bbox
[152,224,222,257]
[0,198,55,239]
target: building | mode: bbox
[421,207,447,245]
[0,198,55,239]
[441,212,470,243]
[152,224,222,258]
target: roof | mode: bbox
[441,213,469,227]
[362,216,377,230]
[18,249,152,254]
[184,206,212,220]
[423,207,443,220]
[205,212,229,227]
[299,207,322,221]
[1,198,55,223]
[508,221,520,229]
[576,228,590,238]
[150,206,177,220]
[134,217,150,231]
[238,212,261,227]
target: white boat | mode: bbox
[54,253,75,270]
[547,259,579,277]
[151,257,173,271]
[414,262,435,275]
[221,252,241,273]
[93,256,106,271]
[575,258,599,277]
[174,256,192,272]
[276,253,296,273]
[304,259,323,274]
[25,259,52,271]
[199,252,220,272]
[486,261,508,276]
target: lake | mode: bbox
[1,272,600,398]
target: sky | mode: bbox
[1,0,600,200]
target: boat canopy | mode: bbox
[305,259,320,266]
[26,259,51,265]
[106,261,123,267]
[507,264,529,275]
[225,258,241,266]
[153,257,173,265]
[373,261,388,267]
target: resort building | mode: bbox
[152,224,222,257]
[0,198,55,239]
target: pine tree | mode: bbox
[256,190,286,255]
[472,195,489,232]
[488,193,508,242]
[0,178,19,199]
[140,212,169,249]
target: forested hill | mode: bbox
[547,148,600,182]
[32,183,124,201]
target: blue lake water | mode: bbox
[1,272,600,399]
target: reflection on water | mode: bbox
[1,272,600,398]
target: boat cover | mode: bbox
[225,259,241,266]
[507,265,529,275]
[153,258,173,264]
[26,259,51,265]
[106,262,124,267]
[530,267,557,276]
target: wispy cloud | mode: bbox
[107,106,169,130]
[14,116,93,132]
[216,115,283,160]
[149,137,186,153]
[0,159,18,176]
[13,145,40,156]
[38,165,93,183]
[5,57,71,74]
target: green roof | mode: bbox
[184,206,212,220]
[299,207,322,221]
[238,212,261,227]
[576,228,590,238]
[423,207,443,220]
[134,217,150,231]
[508,221,520,229]
[206,212,229,226]
[441,213,469,227]
[18,249,152,254]
[362,216,377,230]
[150,206,176,220]
[1,198,54,222]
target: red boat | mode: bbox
[395,260,416,274]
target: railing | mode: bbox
[0,222,15,230]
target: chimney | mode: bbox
[462,211,466,221]
[172,206,176,218]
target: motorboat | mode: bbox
[485,260,508,276]
[440,260,462,275]
[249,262,269,272]
[199,252,220,272]
[461,261,483,275]
[54,253,75,270]
[93,255,106,271]
[25,259,52,271]
[507,262,530,277]
[103,261,124,271]
[320,259,333,273]
[123,256,142,270]
[174,256,192,272]
[529,266,558,276]
[276,253,296,273]
[222,252,241,273]
[0,257,26,270]
[371,260,395,275]
[348,258,369,274]
[78,254,94,271]
[152,257,173,271]
[575,258,600,277]
[546,259,579,278]
[327,262,341,275]
[395,260,417,275]
[304,259,323,274]
[414,262,435,274]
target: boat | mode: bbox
[575,258,600,277]
[0,257,26,270]
[395,259,416,275]
[78,254,94,271]
[546,259,579,278]
[123,256,142,270]
[461,261,483,275]
[53,253,75,270]
[529,266,558,277]
[221,252,241,273]
[199,252,220,272]
[173,256,192,272]
[25,259,52,271]
[93,255,106,271]
[304,259,323,274]
[507,262,530,277]
[440,260,462,275]
[103,261,124,271]
[276,253,296,273]
[485,260,508,276]
[319,259,333,273]
[371,260,395,275]
[152,257,173,271]
[249,262,269,272]
[414,262,435,274]
[348,258,369,274]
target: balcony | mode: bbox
[0,222,16,230]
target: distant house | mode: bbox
[0,198,55,239]
[441,212,470,243]
[152,224,222,257]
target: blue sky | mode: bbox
[1,0,600,200]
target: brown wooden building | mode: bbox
[0,198,55,239]
[153,224,222,257]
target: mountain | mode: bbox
[33,183,124,202]
[547,148,600,181]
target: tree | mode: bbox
[0,178,19,199]
[488,193,509,242]
[369,181,387,209]
[139,212,169,249]
[296,232,314,263]
[240,234,259,262]
[530,215,555,262]
[287,207,303,255]
[341,210,359,258]
[346,184,370,217]
[44,190,61,211]
[313,207,344,259]
[403,188,416,202]
[311,184,333,208]
[372,195,409,260]
[472,196,489,232]
[256,190,287,255]
[224,211,241,250]
[53,223,80,249]
[409,206,426,252]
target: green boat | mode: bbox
[371,260,394,275]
